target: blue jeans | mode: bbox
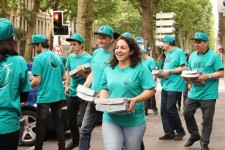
[183,98,216,145]
[102,121,146,150]
[161,89,185,137]
[79,102,102,150]
[67,96,87,144]
[35,101,65,150]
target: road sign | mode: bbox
[155,34,175,39]
[156,20,175,26]
[53,45,63,56]
[135,37,144,45]
[156,27,175,34]
[156,12,176,19]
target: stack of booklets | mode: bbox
[28,71,34,81]
[76,84,98,102]
[76,85,130,113]
[152,69,164,78]
[181,70,204,85]
[69,63,91,81]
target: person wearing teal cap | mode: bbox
[183,32,224,150]
[0,18,31,149]
[159,35,187,141]
[99,36,156,150]
[30,34,66,150]
[79,25,116,149]
[141,49,158,116]
[122,32,133,38]
[64,33,92,150]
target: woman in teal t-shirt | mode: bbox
[100,36,156,150]
[0,18,31,149]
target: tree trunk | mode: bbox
[0,0,8,18]
[77,0,93,54]
[24,0,40,61]
[139,0,156,59]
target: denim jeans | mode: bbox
[35,101,65,150]
[0,130,19,150]
[67,96,87,144]
[183,98,216,145]
[102,121,146,150]
[79,102,102,150]
[161,89,185,137]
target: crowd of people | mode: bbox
[0,18,224,150]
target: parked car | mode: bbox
[19,63,69,146]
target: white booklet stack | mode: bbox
[69,63,91,81]
[76,85,130,113]
[181,70,204,85]
[152,69,164,78]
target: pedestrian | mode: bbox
[0,18,31,150]
[30,34,66,150]
[99,36,156,150]
[159,35,186,140]
[183,32,224,150]
[79,25,116,150]
[141,49,158,115]
[64,33,92,150]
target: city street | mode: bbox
[19,79,225,150]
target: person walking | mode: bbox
[99,36,156,150]
[79,25,116,150]
[30,34,66,150]
[141,49,158,115]
[159,35,186,141]
[183,32,224,150]
[64,33,92,150]
[0,18,31,150]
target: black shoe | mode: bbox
[184,136,201,147]
[174,131,186,141]
[153,109,158,115]
[145,109,148,116]
[65,141,78,150]
[201,144,209,150]
[159,135,174,140]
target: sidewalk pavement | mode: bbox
[20,78,225,150]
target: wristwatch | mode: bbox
[169,70,172,74]
[208,74,212,79]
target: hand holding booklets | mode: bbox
[69,63,91,81]
[152,68,164,78]
[76,85,130,114]
[181,70,205,85]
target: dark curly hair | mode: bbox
[109,36,142,69]
[0,37,18,61]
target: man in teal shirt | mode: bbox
[183,32,224,150]
[64,33,92,150]
[159,35,187,141]
[79,25,116,150]
[30,34,66,150]
[0,18,31,150]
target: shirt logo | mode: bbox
[49,55,59,68]
[0,63,13,89]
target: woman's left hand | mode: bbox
[127,98,137,112]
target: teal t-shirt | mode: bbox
[101,63,156,127]
[0,55,31,134]
[162,48,187,92]
[66,52,92,97]
[91,48,113,92]
[142,57,156,72]
[32,50,66,103]
[60,55,67,64]
[188,50,224,100]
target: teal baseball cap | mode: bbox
[66,33,85,43]
[94,25,114,37]
[163,35,175,44]
[184,51,189,55]
[193,32,208,41]
[32,34,48,44]
[0,18,14,41]
[141,49,147,54]
[122,32,133,38]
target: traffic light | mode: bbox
[219,48,224,54]
[53,11,69,36]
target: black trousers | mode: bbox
[0,130,19,150]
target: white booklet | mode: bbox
[77,91,95,102]
[152,69,164,78]
[76,84,97,96]
[95,103,129,113]
[181,70,204,85]
[94,98,129,105]
[69,63,91,81]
